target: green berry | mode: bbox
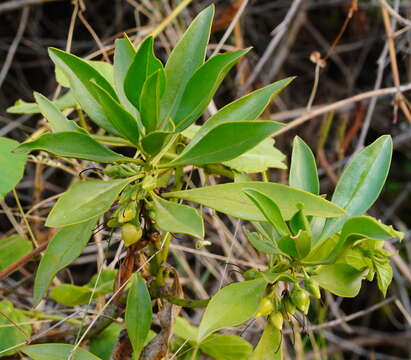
[121,223,143,246]
[255,297,274,318]
[269,312,284,330]
[291,286,310,315]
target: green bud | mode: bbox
[283,297,296,315]
[304,278,321,299]
[291,286,310,315]
[142,175,157,192]
[255,297,274,318]
[121,223,143,246]
[118,202,137,223]
[269,312,284,330]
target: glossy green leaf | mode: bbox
[151,194,204,238]
[193,78,294,141]
[164,121,283,167]
[14,132,126,163]
[165,182,346,221]
[160,6,214,125]
[174,317,198,342]
[124,36,164,111]
[173,49,249,131]
[244,228,279,254]
[46,178,130,228]
[34,92,84,133]
[90,323,122,360]
[21,344,101,360]
[126,273,152,358]
[293,230,311,259]
[250,323,282,360]
[318,135,393,243]
[198,278,266,341]
[289,136,319,194]
[48,47,120,135]
[7,91,76,114]
[312,263,365,297]
[0,137,27,200]
[89,81,139,145]
[0,301,32,356]
[33,219,97,306]
[141,130,173,156]
[200,334,253,360]
[140,70,162,133]
[223,138,286,173]
[0,235,33,272]
[113,35,138,116]
[243,189,289,236]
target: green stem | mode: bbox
[21,311,82,326]
[91,135,134,147]
[163,295,209,309]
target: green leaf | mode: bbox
[21,344,101,360]
[312,263,365,297]
[160,5,214,125]
[34,92,84,133]
[165,182,346,221]
[151,194,204,238]
[223,138,286,173]
[0,137,27,200]
[0,301,32,356]
[7,91,76,114]
[14,132,126,163]
[89,81,140,145]
[124,36,165,111]
[193,78,294,140]
[33,219,97,306]
[200,334,253,360]
[140,70,162,133]
[375,259,392,297]
[198,279,266,341]
[125,273,152,358]
[113,35,138,116]
[243,189,289,236]
[0,235,33,272]
[250,323,282,360]
[244,228,279,254]
[163,121,283,167]
[48,47,120,135]
[289,136,319,194]
[174,317,198,342]
[50,285,93,306]
[141,131,173,156]
[319,136,393,243]
[173,49,249,131]
[90,323,122,360]
[46,178,130,228]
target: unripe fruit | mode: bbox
[121,223,143,246]
[291,286,310,315]
[269,312,284,330]
[243,269,259,280]
[118,203,137,223]
[305,278,321,299]
[283,297,296,315]
[255,297,274,318]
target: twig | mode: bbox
[0,7,29,88]
[0,0,58,13]
[273,83,411,137]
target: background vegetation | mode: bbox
[1,0,411,358]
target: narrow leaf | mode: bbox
[141,131,173,156]
[165,182,346,221]
[48,47,120,135]
[160,5,214,124]
[14,132,126,163]
[198,279,266,341]
[21,344,101,360]
[318,136,393,243]
[164,121,283,167]
[34,92,84,133]
[126,273,152,358]
[124,36,164,110]
[90,81,140,145]
[0,137,27,200]
[140,70,162,133]
[151,193,204,238]
[46,179,130,228]
[289,136,319,194]
[33,219,97,306]
[173,49,249,131]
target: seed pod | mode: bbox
[269,312,284,330]
[304,278,321,299]
[283,297,296,316]
[243,269,259,280]
[121,223,143,246]
[291,286,310,315]
[255,297,274,318]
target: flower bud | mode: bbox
[255,297,274,318]
[121,223,143,246]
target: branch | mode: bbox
[0,0,61,13]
